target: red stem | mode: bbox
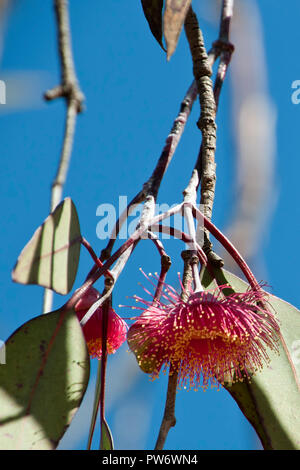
[81,237,113,279]
[192,205,261,291]
[99,297,109,448]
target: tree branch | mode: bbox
[99,80,198,263]
[154,2,236,449]
[43,0,84,313]
[184,6,217,224]
[185,2,234,268]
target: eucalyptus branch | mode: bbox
[73,202,184,324]
[184,6,217,225]
[72,202,213,325]
[182,169,200,253]
[76,199,178,326]
[155,170,203,450]
[200,2,235,267]
[155,4,236,447]
[213,0,235,109]
[98,80,198,264]
[43,0,84,313]
[45,0,84,110]
[218,0,235,45]
[186,1,234,267]
[66,200,217,322]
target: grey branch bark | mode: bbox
[185,2,234,267]
[43,0,84,313]
[155,1,236,449]
[184,6,217,225]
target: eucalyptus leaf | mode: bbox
[164,0,192,59]
[0,308,90,449]
[201,267,300,450]
[141,0,165,50]
[12,197,81,295]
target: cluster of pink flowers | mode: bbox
[74,277,279,391]
[127,281,280,390]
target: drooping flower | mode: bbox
[127,278,280,391]
[75,286,128,358]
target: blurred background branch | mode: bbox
[220,0,277,274]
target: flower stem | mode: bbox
[154,364,178,450]
[81,237,113,279]
[99,282,111,449]
[153,255,172,306]
[86,361,101,450]
[193,205,262,294]
[154,249,196,450]
[150,223,207,265]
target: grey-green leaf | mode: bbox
[201,267,300,450]
[12,197,81,295]
[141,0,165,50]
[164,0,192,59]
[0,308,90,449]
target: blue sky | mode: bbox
[1,0,299,450]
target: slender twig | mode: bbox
[152,254,172,306]
[90,80,198,268]
[81,237,113,279]
[73,202,184,325]
[145,81,198,201]
[84,79,197,290]
[146,230,169,258]
[66,202,211,322]
[44,0,84,111]
[154,249,194,450]
[85,279,114,450]
[182,169,200,253]
[155,166,202,451]
[75,200,180,325]
[218,0,235,44]
[192,205,264,298]
[182,171,205,290]
[87,361,102,450]
[99,281,111,450]
[145,231,172,305]
[213,0,235,109]
[150,223,207,265]
[43,0,84,313]
[154,364,177,450]
[86,60,220,287]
